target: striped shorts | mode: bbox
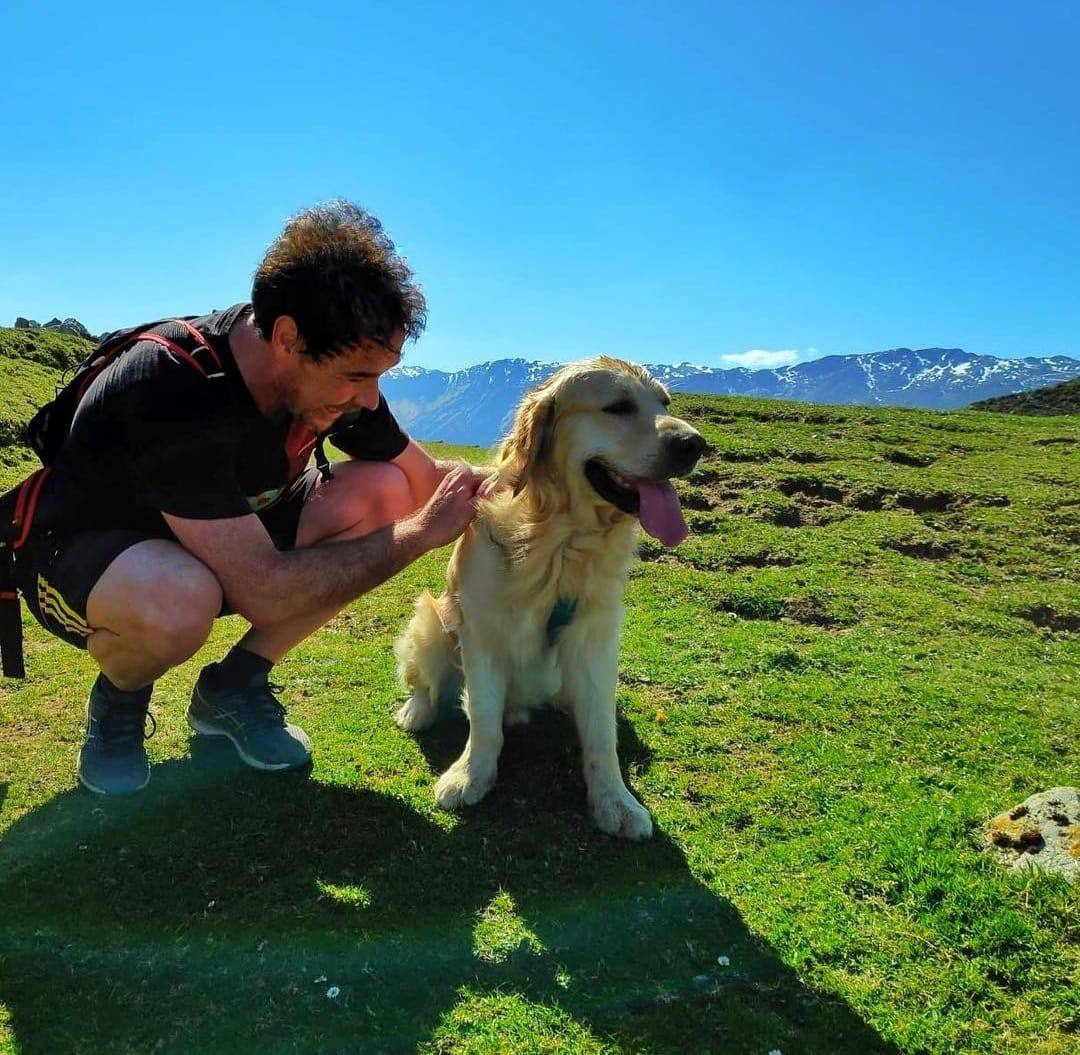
[12,468,320,651]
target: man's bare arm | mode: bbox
[163,465,483,627]
[391,439,493,509]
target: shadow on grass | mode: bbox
[0,713,899,1055]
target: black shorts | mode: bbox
[13,467,322,650]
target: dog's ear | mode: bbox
[504,390,556,496]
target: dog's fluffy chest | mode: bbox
[452,516,636,710]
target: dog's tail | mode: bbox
[393,590,462,731]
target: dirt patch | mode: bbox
[770,505,803,527]
[674,483,714,511]
[726,551,796,569]
[925,420,979,433]
[848,487,889,511]
[783,597,852,627]
[714,593,850,627]
[786,450,830,464]
[884,450,936,468]
[777,477,846,503]
[767,501,850,528]
[1033,436,1076,446]
[896,490,964,513]
[884,539,958,560]
[693,471,755,511]
[1028,473,1073,487]
[686,512,722,535]
[1019,605,1080,633]
[690,464,724,484]
[715,449,776,463]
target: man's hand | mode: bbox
[406,464,489,550]
[393,442,493,508]
[433,458,491,492]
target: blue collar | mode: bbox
[546,597,577,646]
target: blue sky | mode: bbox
[2,1,1077,371]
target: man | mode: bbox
[13,200,488,795]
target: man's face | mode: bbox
[287,331,403,434]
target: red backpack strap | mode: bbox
[11,468,53,549]
[173,318,223,369]
[0,467,52,678]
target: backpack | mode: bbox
[0,317,226,678]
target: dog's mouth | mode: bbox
[584,460,689,547]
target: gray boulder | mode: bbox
[43,317,92,339]
[14,317,40,329]
[985,787,1080,882]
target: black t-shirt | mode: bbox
[38,304,410,535]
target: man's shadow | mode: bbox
[0,713,900,1055]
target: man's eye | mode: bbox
[603,399,636,415]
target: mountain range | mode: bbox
[381,348,1080,446]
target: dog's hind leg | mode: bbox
[394,591,461,731]
[434,633,506,809]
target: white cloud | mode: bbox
[719,348,801,369]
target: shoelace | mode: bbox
[99,702,156,745]
[247,681,287,728]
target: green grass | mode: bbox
[1,360,1078,1053]
[0,326,94,374]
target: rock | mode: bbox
[985,787,1080,882]
[14,317,40,329]
[43,317,92,339]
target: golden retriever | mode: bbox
[393,357,706,839]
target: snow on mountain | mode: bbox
[380,348,1080,447]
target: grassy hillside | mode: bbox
[971,377,1080,416]
[0,325,94,373]
[0,327,94,479]
[0,355,1078,1054]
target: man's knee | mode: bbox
[298,461,418,546]
[375,463,418,517]
[139,568,222,664]
[89,542,223,665]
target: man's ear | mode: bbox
[504,390,556,496]
[270,316,301,357]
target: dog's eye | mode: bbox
[603,399,636,416]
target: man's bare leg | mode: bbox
[236,460,419,661]
[77,539,224,793]
[85,539,224,689]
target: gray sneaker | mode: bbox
[77,677,156,795]
[186,667,311,771]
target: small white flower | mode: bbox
[717,955,730,966]
[326,986,341,999]
[768,1049,782,1055]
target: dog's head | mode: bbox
[497,357,706,546]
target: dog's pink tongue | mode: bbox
[637,480,689,546]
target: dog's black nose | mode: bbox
[668,430,707,470]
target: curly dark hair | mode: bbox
[251,200,427,361]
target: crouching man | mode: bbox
[11,200,488,794]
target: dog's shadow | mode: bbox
[0,717,900,1055]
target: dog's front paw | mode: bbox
[434,758,497,810]
[590,785,653,840]
[395,692,437,732]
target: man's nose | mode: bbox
[353,384,380,412]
